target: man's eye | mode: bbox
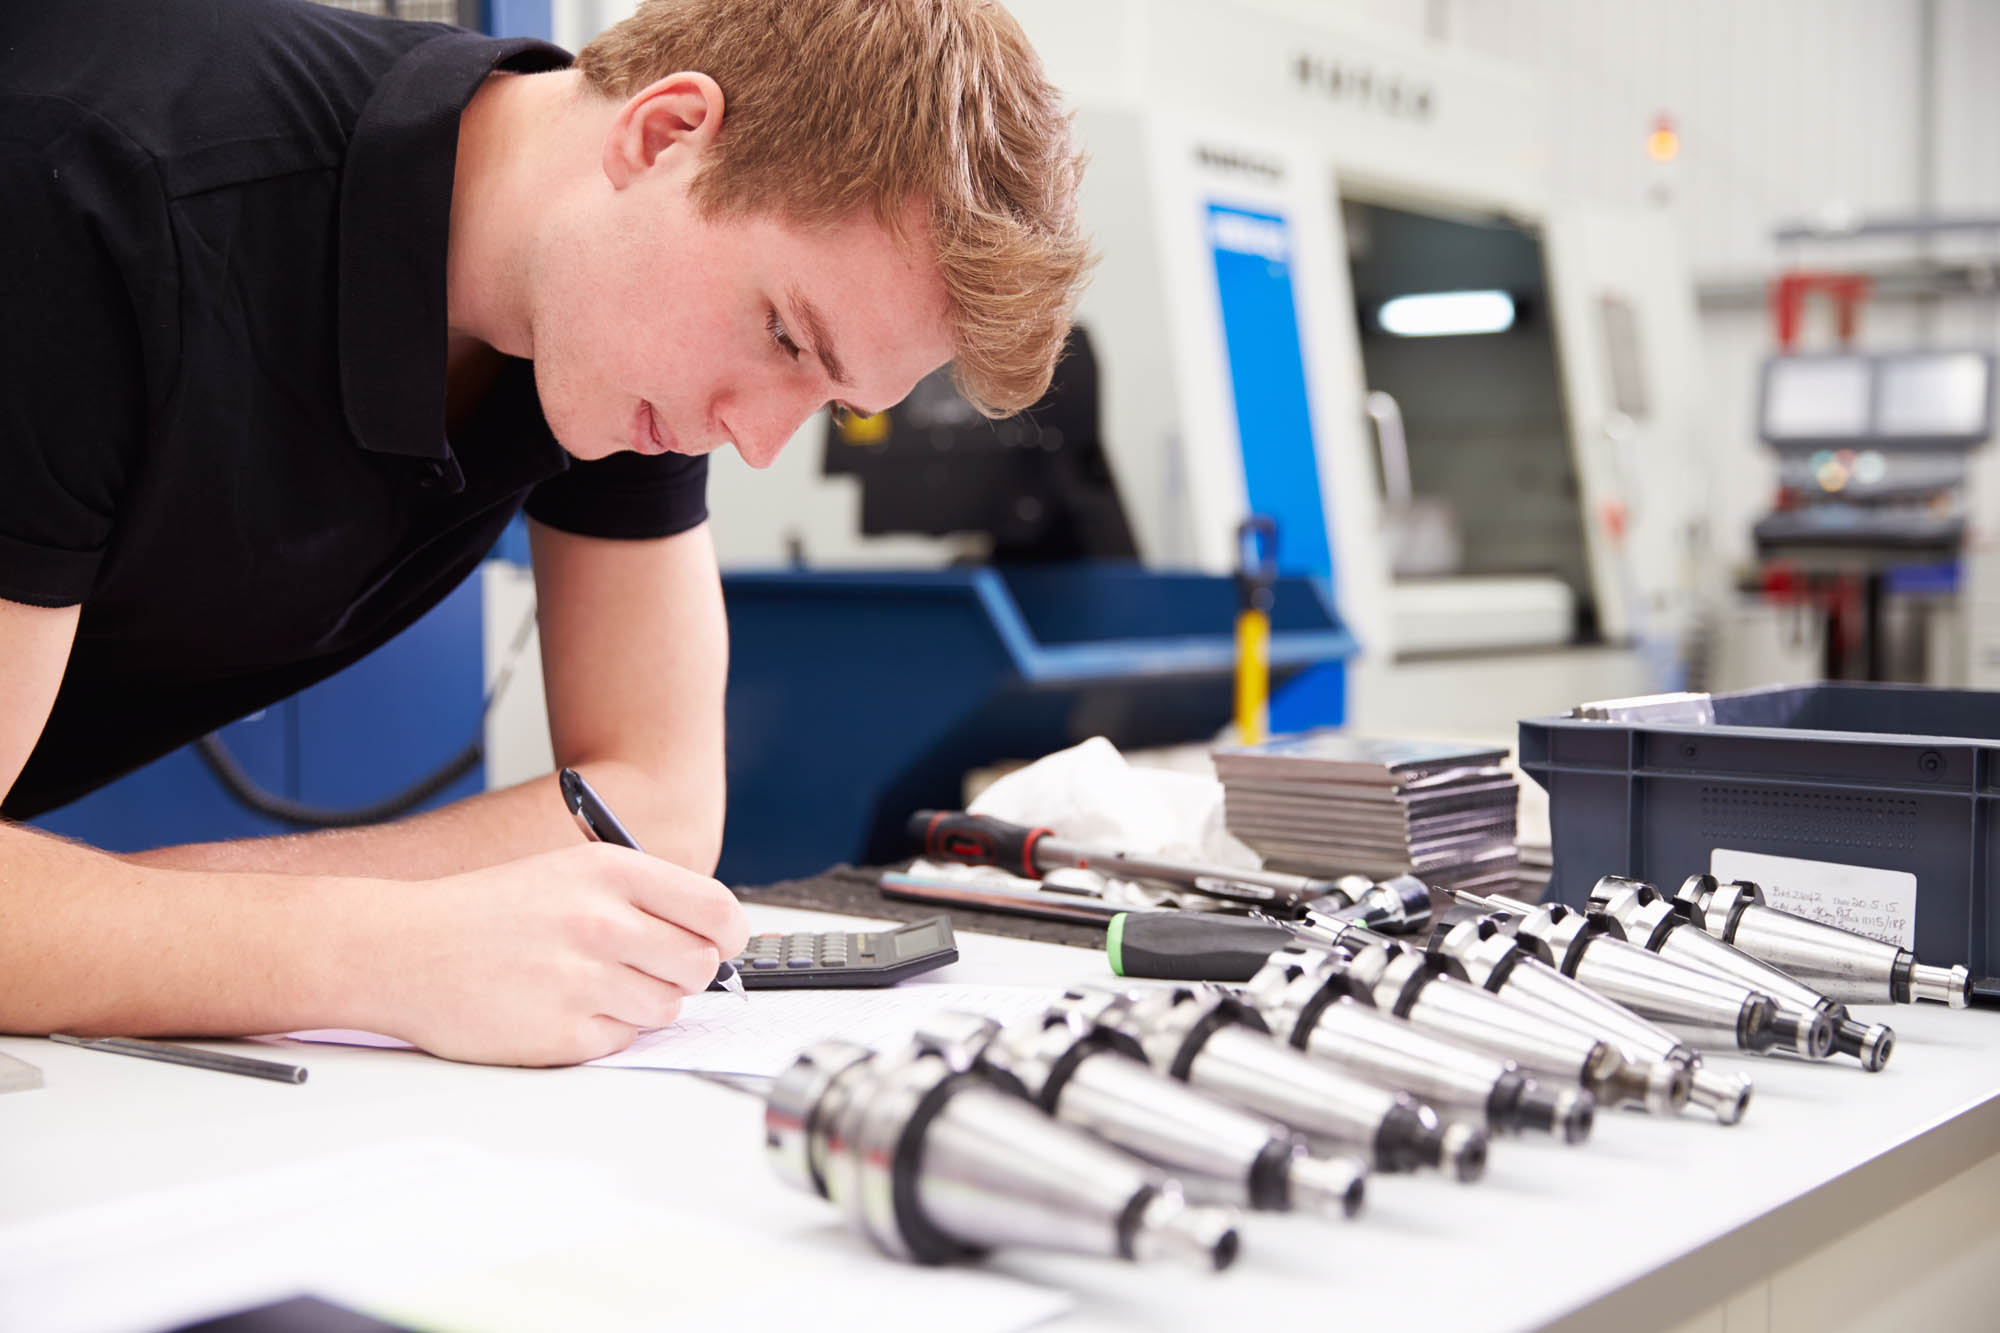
[767,310,801,360]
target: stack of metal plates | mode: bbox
[1213,733,1520,889]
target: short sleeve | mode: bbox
[522,449,710,540]
[0,124,149,608]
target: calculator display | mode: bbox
[891,921,945,956]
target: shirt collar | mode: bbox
[337,31,570,466]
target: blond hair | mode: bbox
[576,0,1089,416]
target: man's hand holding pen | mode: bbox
[338,838,749,1068]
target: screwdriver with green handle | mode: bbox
[907,809,1427,922]
[1106,910,1393,982]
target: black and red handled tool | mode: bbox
[910,809,1053,879]
[907,809,1384,918]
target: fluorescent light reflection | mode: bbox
[1378,290,1516,337]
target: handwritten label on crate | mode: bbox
[1709,848,1915,949]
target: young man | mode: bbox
[0,0,1088,1065]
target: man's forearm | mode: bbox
[0,821,377,1036]
[126,760,723,880]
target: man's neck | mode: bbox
[447,67,595,364]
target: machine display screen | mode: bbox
[1763,357,1871,440]
[1761,351,1994,448]
[1876,353,1992,438]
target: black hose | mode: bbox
[192,586,538,830]
[194,732,484,830]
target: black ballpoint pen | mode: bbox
[559,767,747,998]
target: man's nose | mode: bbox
[733,389,828,470]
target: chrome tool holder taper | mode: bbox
[1426,917,1702,1119]
[914,1010,1366,1220]
[1244,947,1594,1143]
[1460,892,1793,1062]
[1057,984,1487,1182]
[1335,941,1652,1113]
[765,1038,1241,1269]
[1673,875,1969,1009]
[1316,873,1435,935]
[1592,878,1884,1070]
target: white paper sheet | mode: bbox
[290,983,1062,1076]
[911,735,1260,909]
[588,984,1061,1074]
[0,1141,1072,1333]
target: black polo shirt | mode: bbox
[0,0,709,819]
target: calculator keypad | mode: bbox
[722,918,955,989]
[735,931,858,973]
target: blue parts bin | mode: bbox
[720,563,1354,886]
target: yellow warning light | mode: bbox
[837,409,890,445]
[1647,114,1679,163]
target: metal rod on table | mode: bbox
[50,1035,308,1084]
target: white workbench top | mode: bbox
[4,903,1998,1333]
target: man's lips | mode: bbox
[632,400,671,455]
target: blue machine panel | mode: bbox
[1207,204,1333,581]
[718,565,1355,885]
[1208,202,1344,732]
[32,575,488,852]
[480,0,552,40]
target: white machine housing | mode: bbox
[697,0,1706,719]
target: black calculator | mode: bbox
[730,915,960,989]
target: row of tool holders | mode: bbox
[754,873,1976,1270]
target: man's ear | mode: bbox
[602,71,725,189]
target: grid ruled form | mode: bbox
[586,984,1061,1076]
[289,984,1061,1077]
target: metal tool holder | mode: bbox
[1590,877,1891,1071]
[1332,941,1665,1113]
[1055,984,1488,1182]
[1243,946,1595,1142]
[912,1010,1367,1220]
[1428,912,1737,1123]
[764,1038,1242,1269]
[1458,893,1813,1060]
[1671,875,1969,1009]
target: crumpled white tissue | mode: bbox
[910,736,1262,908]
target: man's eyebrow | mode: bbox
[787,286,851,389]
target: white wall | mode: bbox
[1341,0,2000,270]
[1338,0,2000,576]
[561,0,2000,589]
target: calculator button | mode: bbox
[819,957,847,967]
[785,957,814,968]
[751,957,782,969]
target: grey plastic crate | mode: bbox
[1518,683,2000,973]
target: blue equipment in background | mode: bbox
[1208,202,1346,732]
[30,5,1358,867]
[31,577,487,852]
[717,563,1353,885]
[29,0,541,851]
